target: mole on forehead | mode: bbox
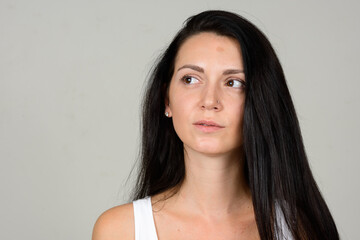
[216,46,225,52]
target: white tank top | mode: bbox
[132,196,292,240]
[133,197,158,240]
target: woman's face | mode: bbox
[166,32,246,156]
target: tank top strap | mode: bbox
[133,196,158,240]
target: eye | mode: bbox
[181,75,199,85]
[226,79,246,88]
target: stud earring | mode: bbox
[165,112,169,117]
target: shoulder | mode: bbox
[92,202,134,240]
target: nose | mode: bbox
[201,84,222,111]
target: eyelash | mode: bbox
[181,75,246,88]
[181,75,199,85]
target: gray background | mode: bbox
[1,0,359,239]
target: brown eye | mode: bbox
[226,79,245,88]
[182,75,199,85]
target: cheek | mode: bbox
[238,101,245,123]
[169,90,196,140]
[171,106,191,145]
[169,86,194,115]
[228,93,245,116]
[228,98,245,135]
[171,96,193,126]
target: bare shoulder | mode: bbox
[92,202,134,240]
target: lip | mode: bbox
[193,120,225,133]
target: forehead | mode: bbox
[174,32,243,68]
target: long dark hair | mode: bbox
[130,10,339,240]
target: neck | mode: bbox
[175,146,251,219]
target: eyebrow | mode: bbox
[177,64,244,75]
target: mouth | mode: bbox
[193,120,225,132]
[193,120,224,127]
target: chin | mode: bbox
[191,142,227,155]
[184,139,243,156]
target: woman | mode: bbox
[93,10,339,240]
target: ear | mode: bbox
[164,87,172,117]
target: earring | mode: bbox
[165,112,169,117]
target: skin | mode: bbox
[92,32,259,240]
[165,33,246,157]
